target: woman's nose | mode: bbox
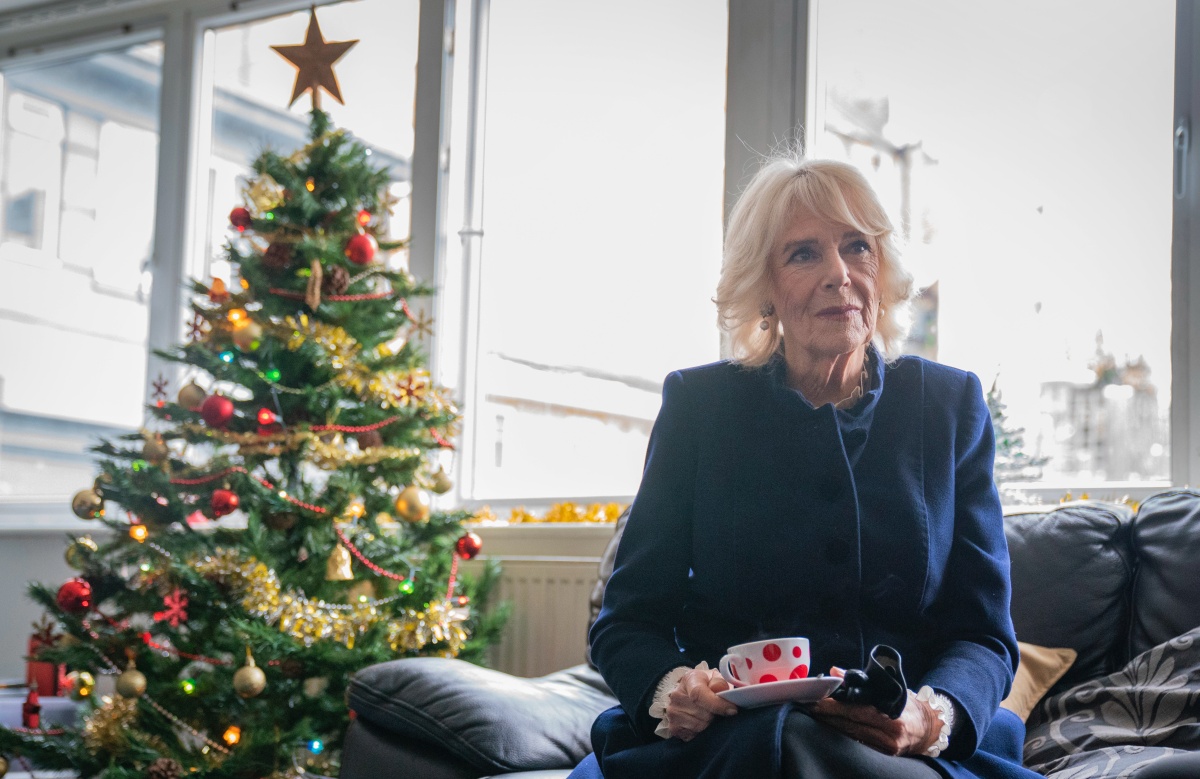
[822,252,851,288]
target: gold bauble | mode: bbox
[394,486,431,522]
[430,466,453,494]
[71,489,104,520]
[0,754,8,778]
[65,536,100,569]
[232,649,267,698]
[65,670,96,701]
[325,544,354,581]
[142,435,169,466]
[115,662,147,698]
[177,382,207,411]
[232,321,263,351]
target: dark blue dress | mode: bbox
[572,350,1043,779]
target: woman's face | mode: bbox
[768,209,880,362]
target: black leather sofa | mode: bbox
[341,489,1200,779]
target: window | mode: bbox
[808,0,1176,495]
[0,42,162,513]
[197,1,418,286]
[452,0,728,501]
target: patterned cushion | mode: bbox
[1023,626,1200,778]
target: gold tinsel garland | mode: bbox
[82,696,138,755]
[195,550,468,653]
[471,502,627,525]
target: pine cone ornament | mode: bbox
[262,241,294,271]
[145,758,182,779]
[322,264,351,296]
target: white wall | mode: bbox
[0,532,77,681]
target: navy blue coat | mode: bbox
[585,352,1039,779]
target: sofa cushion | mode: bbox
[999,642,1076,722]
[347,658,617,774]
[1022,626,1200,778]
[1004,502,1134,689]
[1129,489,1200,659]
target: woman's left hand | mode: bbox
[806,668,941,757]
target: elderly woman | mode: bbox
[569,158,1042,779]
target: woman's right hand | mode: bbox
[664,667,739,741]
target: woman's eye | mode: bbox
[788,248,817,263]
[845,240,872,255]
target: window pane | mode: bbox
[199,1,418,285]
[812,0,1175,490]
[468,0,728,500]
[0,43,162,504]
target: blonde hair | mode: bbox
[715,157,915,366]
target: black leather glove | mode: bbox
[829,644,907,719]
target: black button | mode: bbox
[817,594,841,621]
[824,538,853,565]
[818,476,843,502]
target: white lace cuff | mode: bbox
[649,662,710,739]
[916,685,955,758]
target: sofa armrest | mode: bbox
[347,658,617,775]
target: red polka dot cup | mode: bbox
[718,637,811,688]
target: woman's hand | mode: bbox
[664,667,739,741]
[806,668,941,757]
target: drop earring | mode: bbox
[759,303,775,331]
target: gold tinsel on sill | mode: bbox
[470,502,627,525]
[195,549,468,654]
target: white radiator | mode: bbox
[466,524,616,678]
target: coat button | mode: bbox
[817,476,843,502]
[824,538,853,565]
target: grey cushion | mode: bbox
[1023,626,1200,778]
[1129,489,1200,658]
[1005,502,1134,689]
[348,658,616,775]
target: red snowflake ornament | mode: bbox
[153,588,189,627]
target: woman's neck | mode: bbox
[785,347,868,408]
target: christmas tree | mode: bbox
[0,14,502,779]
[987,377,1049,484]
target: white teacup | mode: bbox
[718,637,811,687]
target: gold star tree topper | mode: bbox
[271,9,359,109]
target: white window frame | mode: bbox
[723,0,1200,503]
[0,0,1196,530]
[0,0,447,530]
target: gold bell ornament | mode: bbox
[232,647,267,698]
[0,755,8,778]
[115,659,147,698]
[430,466,453,495]
[325,544,354,581]
[142,434,169,466]
[394,485,431,522]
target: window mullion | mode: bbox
[1172,0,1200,487]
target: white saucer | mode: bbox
[716,676,843,709]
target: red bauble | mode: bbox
[455,532,483,560]
[56,578,93,614]
[211,489,240,518]
[344,233,378,265]
[229,206,252,231]
[200,395,235,428]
